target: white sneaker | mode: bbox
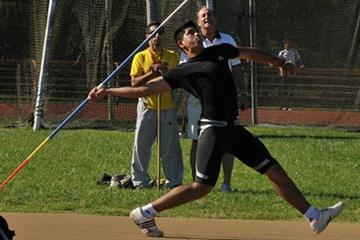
[130,207,164,237]
[309,201,345,234]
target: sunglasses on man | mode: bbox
[147,27,165,36]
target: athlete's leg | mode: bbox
[264,163,310,213]
[129,121,217,238]
[226,125,310,213]
[153,182,212,212]
[226,125,344,234]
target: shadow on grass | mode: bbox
[233,189,360,200]
[257,134,360,140]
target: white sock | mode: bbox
[141,203,158,218]
[304,206,320,221]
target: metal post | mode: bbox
[146,0,161,189]
[33,0,56,131]
[146,0,160,24]
[156,94,162,190]
[249,0,258,125]
[205,0,214,10]
[105,0,114,121]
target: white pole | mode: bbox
[206,0,214,10]
[33,0,56,131]
[147,0,161,189]
[146,0,160,24]
[105,0,114,121]
[249,0,258,125]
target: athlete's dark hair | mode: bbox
[173,20,198,50]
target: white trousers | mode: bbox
[131,99,183,188]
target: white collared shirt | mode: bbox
[180,31,241,69]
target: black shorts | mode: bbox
[195,121,278,186]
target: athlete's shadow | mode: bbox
[233,188,360,201]
[257,134,360,140]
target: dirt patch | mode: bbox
[1,213,359,240]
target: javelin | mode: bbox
[0,0,190,190]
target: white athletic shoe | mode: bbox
[309,201,345,234]
[130,207,164,237]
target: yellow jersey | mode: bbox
[130,48,179,110]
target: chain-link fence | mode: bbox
[1,0,360,130]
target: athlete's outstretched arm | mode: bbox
[238,47,295,76]
[88,76,171,101]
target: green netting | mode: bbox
[0,0,360,129]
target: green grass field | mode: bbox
[0,126,359,222]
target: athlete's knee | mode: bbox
[264,163,291,184]
[190,182,213,198]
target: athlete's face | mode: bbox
[178,27,203,52]
[197,7,216,30]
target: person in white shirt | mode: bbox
[278,38,304,110]
[278,38,304,68]
[180,6,250,192]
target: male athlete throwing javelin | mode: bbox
[89,21,344,237]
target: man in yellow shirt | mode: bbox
[129,22,183,189]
